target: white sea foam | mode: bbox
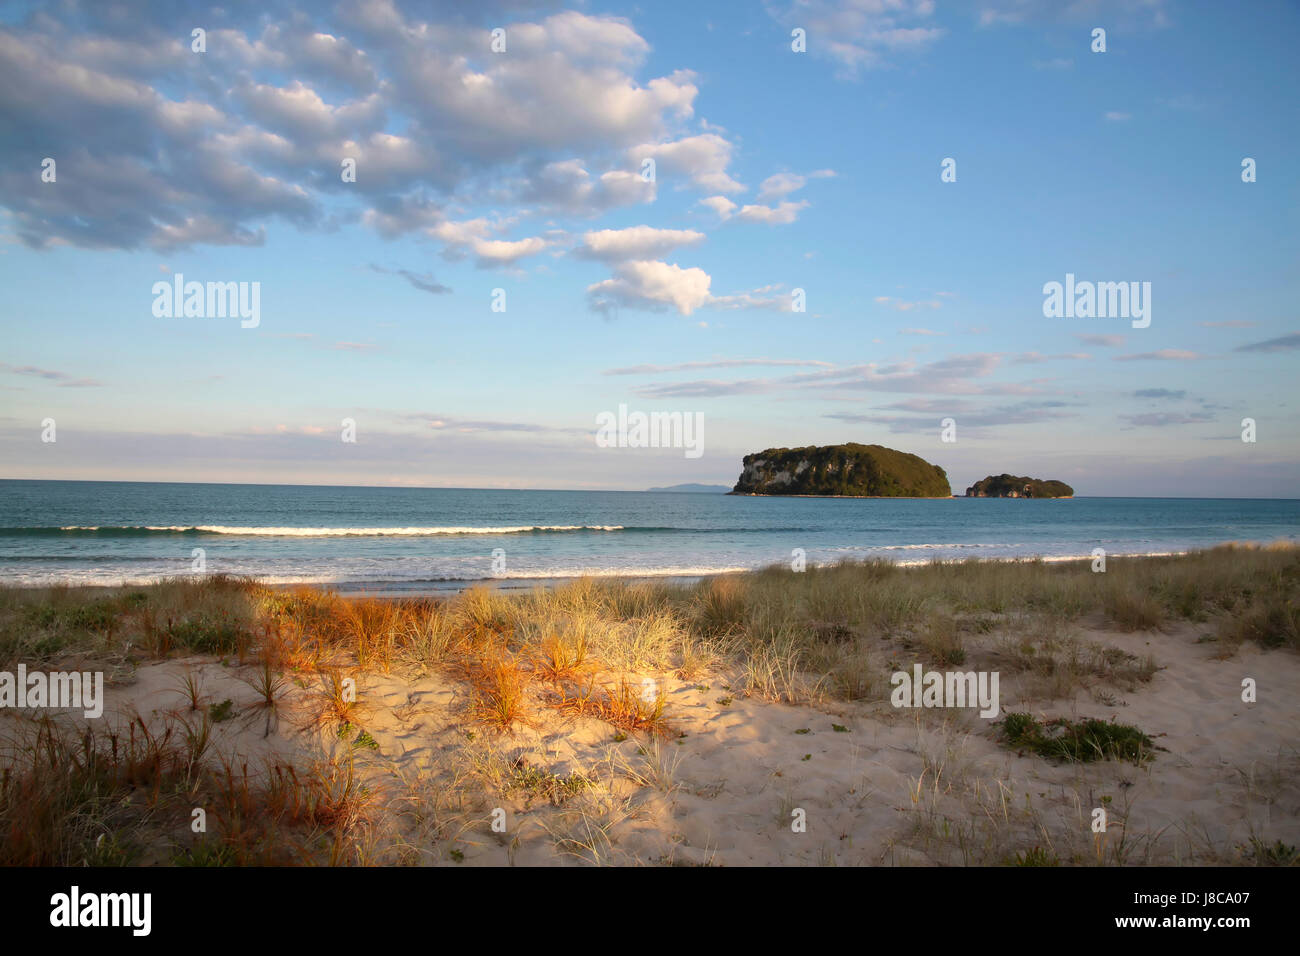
[4,552,1203,589]
[56,525,625,536]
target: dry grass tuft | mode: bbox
[468,653,532,732]
[553,677,671,737]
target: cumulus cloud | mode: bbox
[472,236,549,267]
[516,160,655,215]
[366,210,548,269]
[0,8,722,250]
[576,226,705,261]
[587,260,713,316]
[631,133,742,193]
[755,169,834,202]
[699,193,808,225]
[708,285,794,311]
[764,0,944,73]
[697,196,738,217]
[733,200,808,225]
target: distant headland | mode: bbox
[646,483,730,493]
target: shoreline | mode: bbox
[729,492,1075,500]
[0,546,1250,597]
[728,491,958,499]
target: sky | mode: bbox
[0,0,1297,496]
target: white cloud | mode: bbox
[700,194,808,225]
[0,10,709,251]
[631,133,743,193]
[587,260,713,315]
[472,236,548,267]
[765,0,944,73]
[698,195,737,217]
[577,226,706,261]
[518,160,655,215]
[734,200,808,225]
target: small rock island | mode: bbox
[965,475,1074,498]
[731,443,952,497]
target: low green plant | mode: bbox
[1000,712,1156,764]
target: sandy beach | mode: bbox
[2,545,1296,867]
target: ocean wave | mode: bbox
[0,524,628,537]
[822,542,1020,553]
[0,523,826,538]
[0,564,755,588]
[1,550,1220,589]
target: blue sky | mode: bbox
[1,0,1297,495]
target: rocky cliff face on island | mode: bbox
[965,475,1074,498]
[731,443,952,497]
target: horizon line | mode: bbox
[0,477,1296,501]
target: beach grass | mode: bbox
[1,543,1296,866]
[1,544,1296,695]
[0,712,371,866]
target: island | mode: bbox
[730,443,952,497]
[964,475,1074,498]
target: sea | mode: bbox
[0,479,1296,593]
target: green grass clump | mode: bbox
[208,699,235,722]
[506,765,590,807]
[1000,712,1156,764]
[171,840,240,867]
[22,598,120,633]
[1007,846,1060,866]
[166,616,249,654]
[1240,838,1299,866]
[1218,594,1300,651]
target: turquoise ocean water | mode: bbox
[0,480,1296,592]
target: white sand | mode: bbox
[4,620,1296,866]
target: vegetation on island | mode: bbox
[965,474,1074,498]
[731,443,952,497]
